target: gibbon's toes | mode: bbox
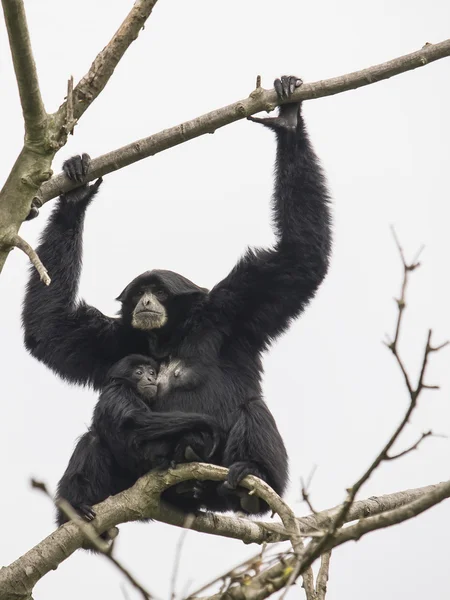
[240,493,261,514]
[184,445,202,462]
[226,461,259,489]
[78,503,96,521]
[25,202,40,221]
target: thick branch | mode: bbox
[1,463,448,600]
[1,0,47,143]
[332,479,450,545]
[37,38,450,204]
[297,482,446,533]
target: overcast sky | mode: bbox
[1,1,449,599]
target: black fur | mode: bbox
[24,77,332,513]
[56,354,221,530]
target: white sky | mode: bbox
[1,1,449,599]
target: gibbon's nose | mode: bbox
[143,296,151,307]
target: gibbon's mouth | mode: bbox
[135,309,163,316]
[142,383,157,390]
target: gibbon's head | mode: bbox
[117,270,208,332]
[107,354,159,401]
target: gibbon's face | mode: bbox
[131,284,168,331]
[131,362,158,400]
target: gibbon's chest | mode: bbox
[153,352,262,416]
[156,357,202,395]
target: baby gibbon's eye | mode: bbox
[135,369,143,376]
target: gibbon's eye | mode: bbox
[155,290,168,302]
[132,290,143,304]
[135,369,143,376]
[149,369,155,376]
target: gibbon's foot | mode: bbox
[174,480,206,500]
[172,430,219,465]
[25,200,41,221]
[248,75,303,130]
[81,526,119,552]
[218,461,266,514]
[76,503,96,521]
[224,460,264,489]
[152,456,174,471]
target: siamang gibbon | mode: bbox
[57,354,221,532]
[23,76,332,513]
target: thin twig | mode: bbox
[280,232,449,591]
[187,546,272,600]
[31,479,154,600]
[315,552,331,600]
[170,514,195,600]
[337,233,447,522]
[300,466,318,515]
[386,430,434,460]
[56,0,159,124]
[3,465,450,600]
[37,38,450,205]
[9,234,50,285]
[237,475,315,600]
[63,75,77,135]
[205,481,450,600]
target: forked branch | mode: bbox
[55,0,160,125]
[0,0,161,275]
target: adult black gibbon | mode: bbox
[23,76,332,513]
[56,354,221,528]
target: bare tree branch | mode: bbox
[63,75,77,136]
[315,552,331,600]
[1,461,449,600]
[1,0,47,142]
[297,481,449,533]
[0,0,160,274]
[31,479,153,600]
[200,241,449,600]
[203,481,450,600]
[186,548,271,600]
[54,0,159,126]
[333,480,450,544]
[170,515,195,600]
[233,474,315,600]
[385,430,435,460]
[288,235,448,583]
[37,38,450,205]
[7,234,50,285]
